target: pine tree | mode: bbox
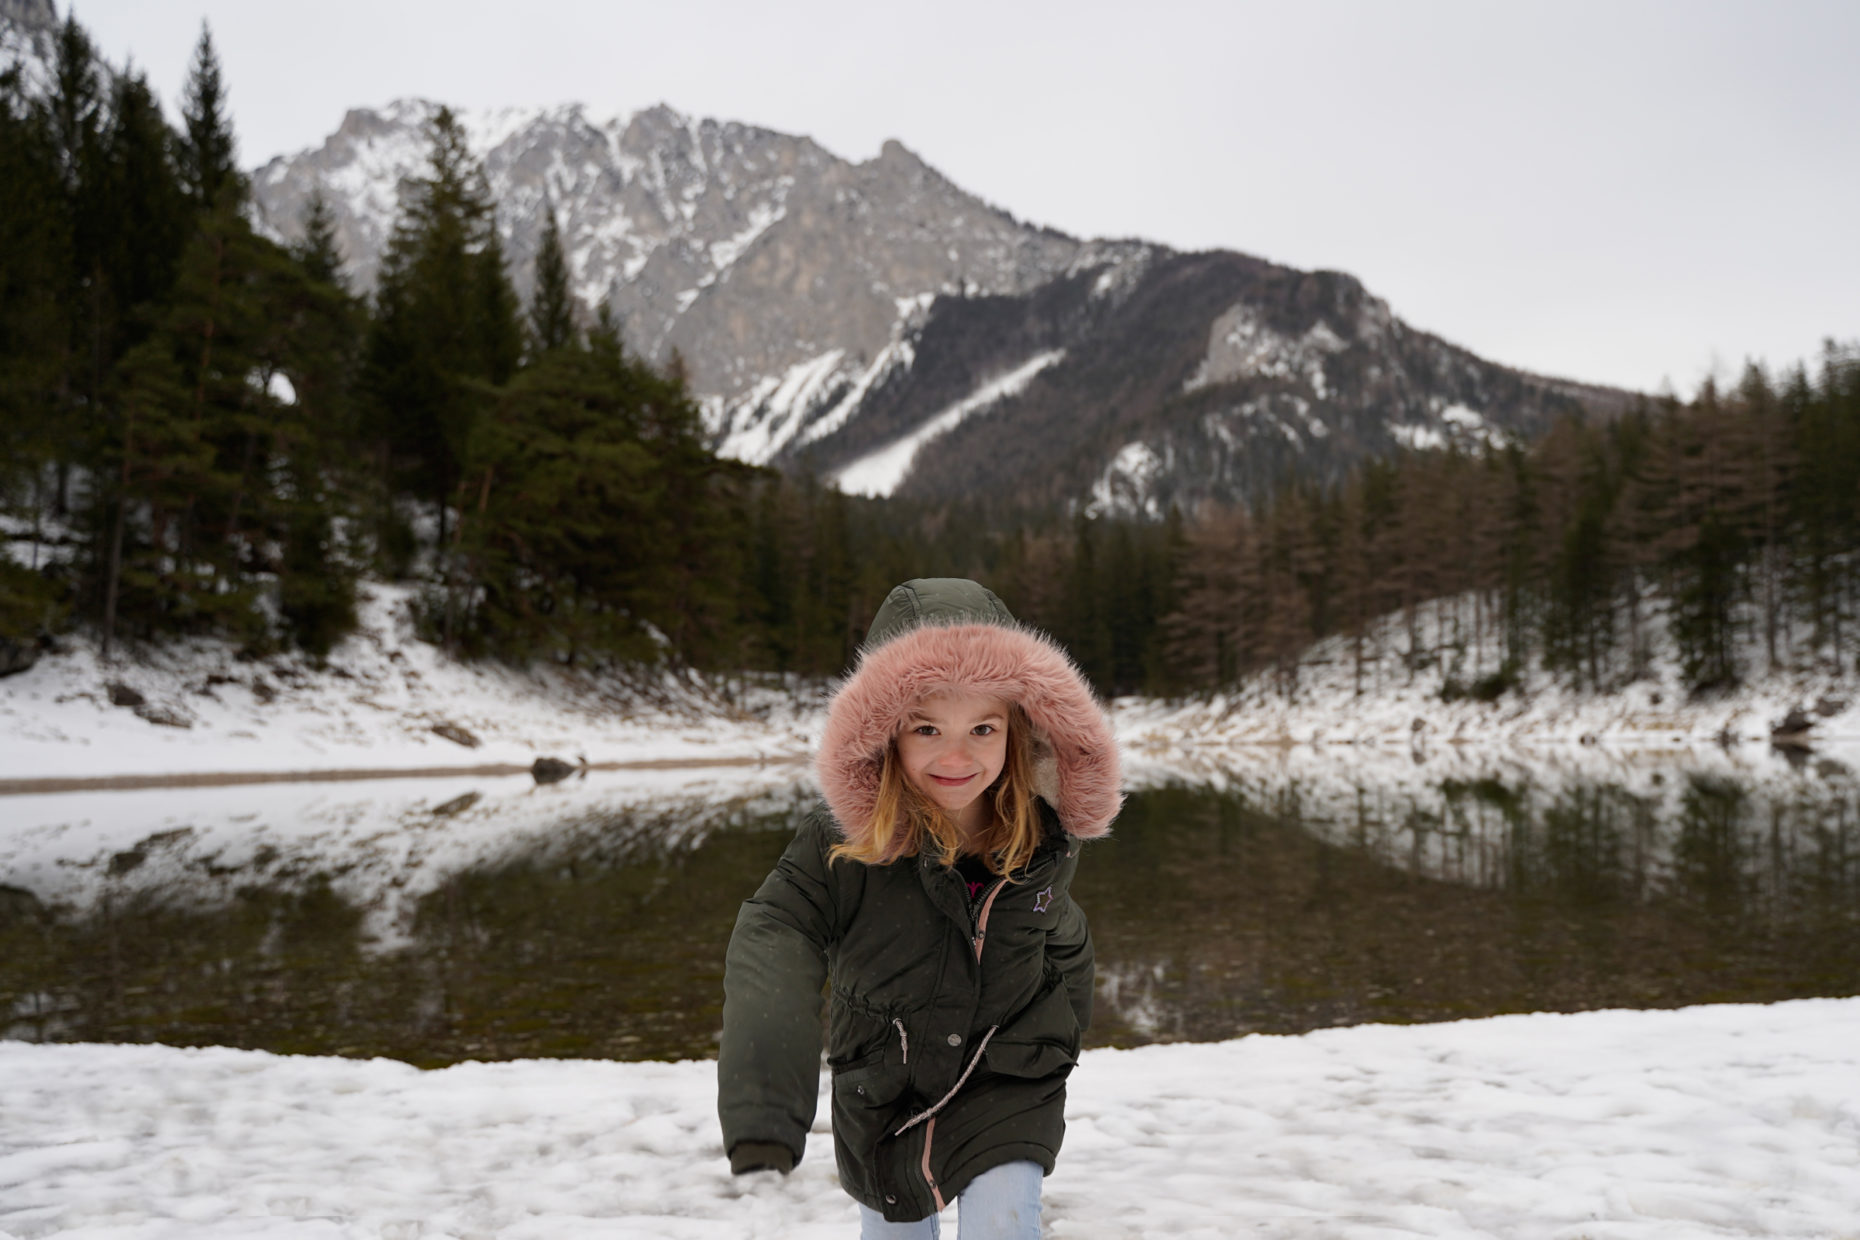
[1731,362,1795,672]
[84,36,366,658]
[294,191,346,289]
[362,106,521,583]
[47,15,102,198]
[178,23,240,208]
[93,205,251,650]
[1603,400,1658,679]
[45,13,105,518]
[0,70,69,493]
[274,198,366,655]
[1661,379,1746,688]
[73,68,191,648]
[461,345,667,661]
[529,205,576,353]
[98,72,190,342]
[0,69,73,642]
[474,229,522,385]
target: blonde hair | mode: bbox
[830,703,1044,878]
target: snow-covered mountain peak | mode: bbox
[251,95,1064,413]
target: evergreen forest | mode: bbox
[2,14,1857,703]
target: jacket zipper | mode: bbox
[970,878,1005,960]
[921,1117,944,1211]
[903,872,1009,1211]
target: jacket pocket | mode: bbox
[830,1057,914,1203]
[983,963,1081,1079]
[983,1036,1077,1079]
[833,1058,912,1109]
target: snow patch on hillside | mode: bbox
[836,350,1066,498]
[1440,402,1496,437]
[1074,243,1155,305]
[713,349,850,463]
[794,344,912,450]
[1184,303,1347,397]
[1393,403,1514,454]
[712,295,942,465]
[1392,422,1448,451]
[1086,441,1171,519]
[708,197,787,270]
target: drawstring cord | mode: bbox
[894,1025,999,1136]
[893,1018,909,1065]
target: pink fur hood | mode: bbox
[815,579,1123,846]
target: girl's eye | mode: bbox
[912,724,938,736]
[972,724,996,736]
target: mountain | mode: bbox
[250,99,1633,515]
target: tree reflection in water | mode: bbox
[3,759,1856,1063]
[1080,770,1859,1045]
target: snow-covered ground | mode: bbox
[0,585,818,784]
[1115,591,1860,754]
[1,999,1854,1239]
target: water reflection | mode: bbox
[1,769,812,1064]
[2,750,1856,1063]
[1079,763,1860,1044]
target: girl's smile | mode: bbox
[896,690,1010,836]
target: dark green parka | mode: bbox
[717,579,1123,1222]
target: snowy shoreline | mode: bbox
[5,582,1859,787]
[2,998,1855,1239]
[0,754,811,797]
[0,585,821,786]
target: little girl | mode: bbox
[718,578,1121,1238]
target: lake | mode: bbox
[3,746,1856,1065]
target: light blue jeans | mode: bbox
[857,1159,1043,1239]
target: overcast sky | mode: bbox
[68,0,1860,395]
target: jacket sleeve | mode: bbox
[1045,854,1094,1035]
[717,812,839,1167]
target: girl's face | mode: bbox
[896,690,1010,837]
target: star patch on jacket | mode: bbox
[1033,886,1054,913]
